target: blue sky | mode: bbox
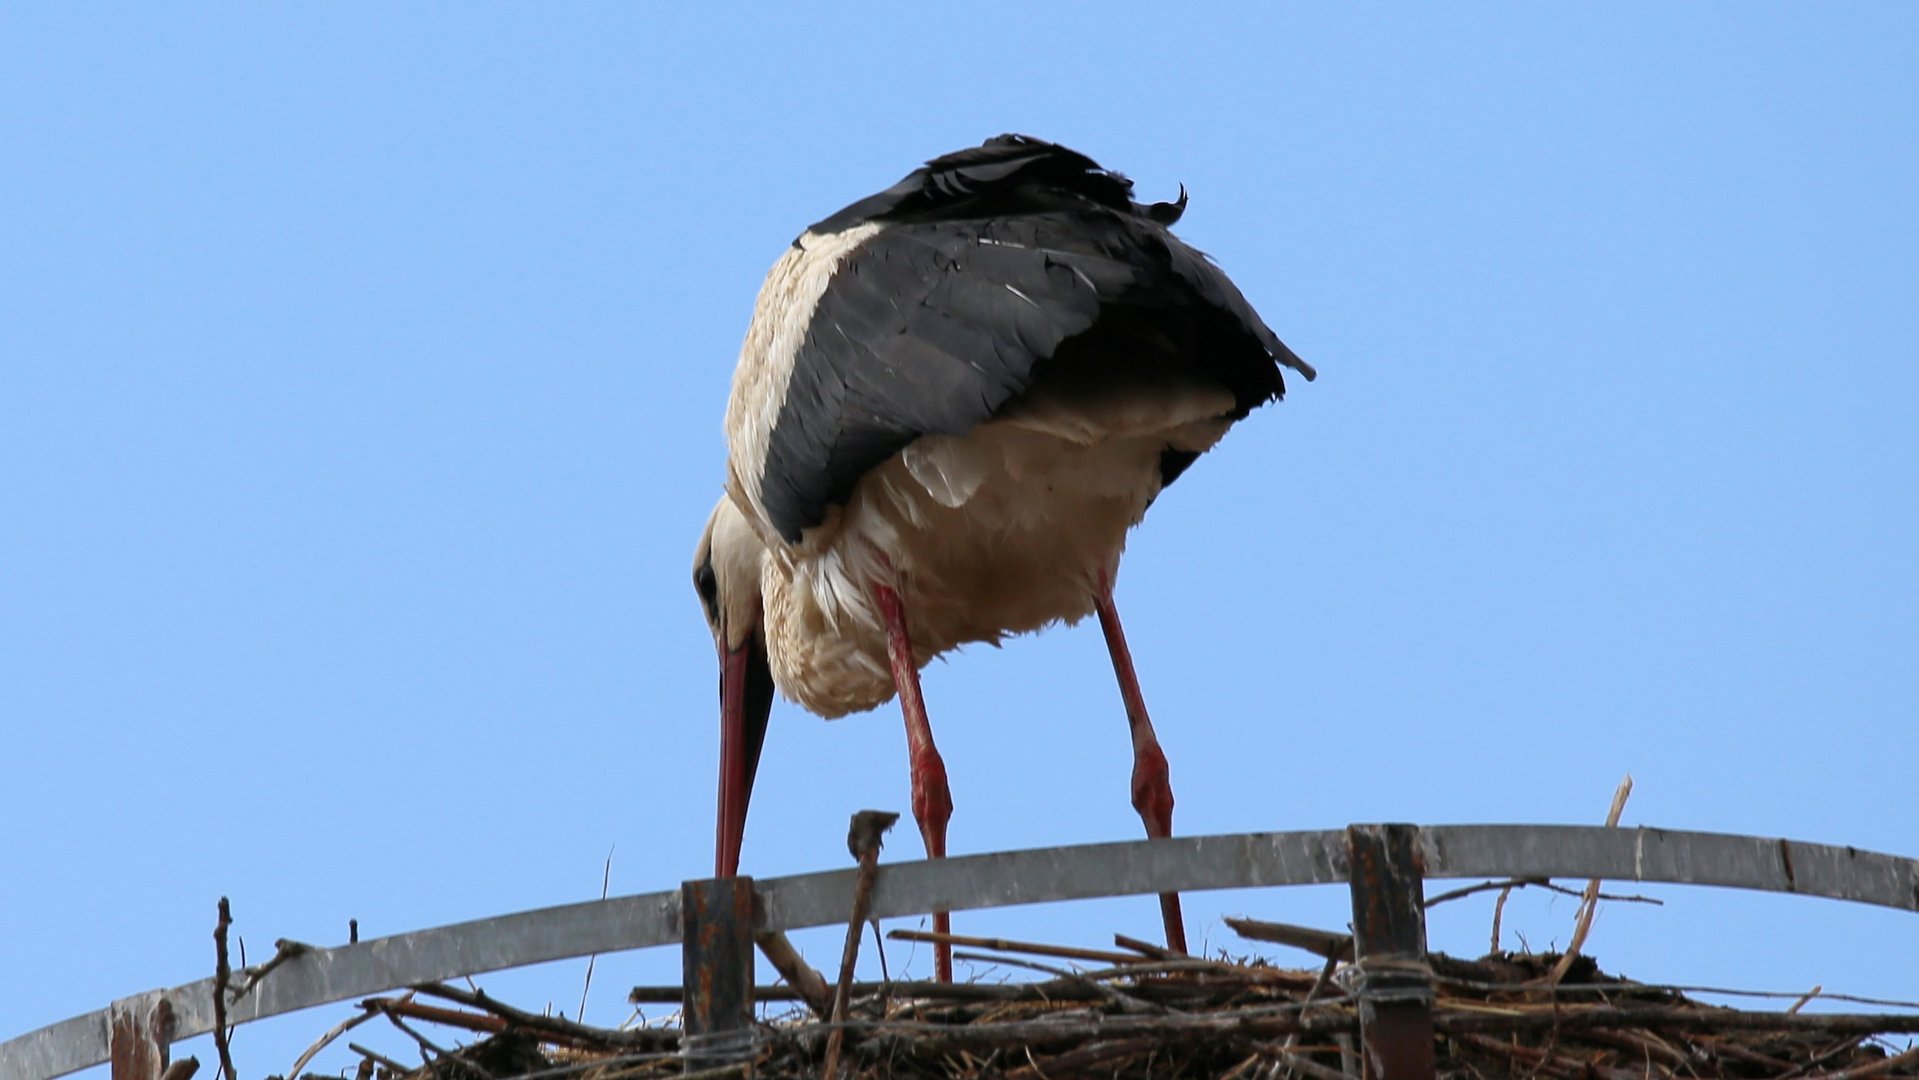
[4,3,1915,1075]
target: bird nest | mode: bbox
[278,923,1919,1080]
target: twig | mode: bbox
[629,978,1181,1005]
[286,1005,378,1079]
[843,1000,1919,1062]
[368,994,512,1036]
[1271,951,1344,1080]
[824,809,898,1080]
[1451,1031,1605,1080]
[854,1004,1357,1058]
[1434,1007,1919,1036]
[675,1060,758,1080]
[346,1043,409,1075]
[1577,1026,1690,1069]
[889,928,1144,967]
[949,951,1168,1015]
[755,930,835,1017]
[1235,1035,1351,1080]
[212,897,237,1080]
[578,847,615,1023]
[869,919,891,1001]
[158,1059,201,1080]
[1545,773,1633,986]
[1690,1033,1795,1071]
[1003,1034,1168,1078]
[1774,1035,1881,1079]
[1822,1043,1919,1080]
[1646,984,1919,1010]
[1224,917,1354,962]
[375,1002,471,1075]
[412,982,679,1049]
[1490,883,1513,953]
[1074,957,1272,983]
[1331,1032,1359,1079]
[1428,876,1551,907]
[1113,933,1182,961]
[1788,984,1824,1014]
[1426,877,1663,908]
[235,939,313,998]
[1218,1050,1262,1080]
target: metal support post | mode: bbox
[1345,824,1436,1080]
[680,877,757,1072]
[108,995,172,1080]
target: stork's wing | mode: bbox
[747,206,1305,545]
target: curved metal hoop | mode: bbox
[6,824,1916,1079]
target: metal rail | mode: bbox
[5,824,1916,1079]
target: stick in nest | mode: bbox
[823,809,899,1080]
[1427,877,1662,909]
[411,982,679,1050]
[577,846,615,1023]
[1545,773,1633,987]
[889,928,1144,968]
[947,951,1168,1016]
[755,931,835,1018]
[213,897,238,1080]
[285,1003,381,1079]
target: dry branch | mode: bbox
[212,898,237,1080]
[889,928,1146,967]
[754,930,835,1017]
[410,982,678,1051]
[1546,773,1634,986]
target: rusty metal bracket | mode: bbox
[680,877,757,1072]
[1346,824,1436,1080]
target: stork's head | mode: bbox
[694,496,766,655]
[693,496,775,878]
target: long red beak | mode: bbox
[715,630,774,878]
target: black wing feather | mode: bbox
[806,134,1137,236]
[755,136,1307,544]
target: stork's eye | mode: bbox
[694,558,720,625]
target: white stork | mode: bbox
[693,135,1312,980]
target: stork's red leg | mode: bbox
[1093,575,1189,955]
[872,581,954,983]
